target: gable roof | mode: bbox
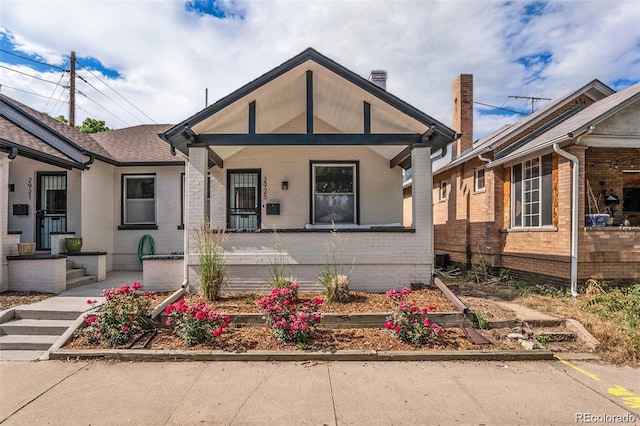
[433,79,615,174]
[161,47,458,157]
[91,124,183,164]
[0,94,114,163]
[489,80,640,166]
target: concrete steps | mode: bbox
[66,261,97,290]
[0,319,75,335]
[0,304,84,359]
[0,334,59,351]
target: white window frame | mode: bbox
[474,168,486,192]
[439,180,447,201]
[511,155,553,228]
[312,162,357,225]
[123,174,156,225]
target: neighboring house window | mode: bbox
[474,168,486,192]
[123,174,156,224]
[439,180,447,201]
[512,154,553,227]
[311,162,358,224]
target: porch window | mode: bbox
[123,175,156,225]
[512,154,552,227]
[311,162,358,224]
[474,168,486,192]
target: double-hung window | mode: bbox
[312,162,358,224]
[123,174,156,225]
[474,168,486,192]
[512,154,552,227]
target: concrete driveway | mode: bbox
[1,359,637,425]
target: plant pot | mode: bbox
[606,217,614,226]
[17,242,36,256]
[585,214,609,227]
[64,237,83,253]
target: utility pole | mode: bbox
[69,51,76,127]
[507,95,551,114]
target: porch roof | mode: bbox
[433,79,615,174]
[489,81,640,167]
[160,48,458,169]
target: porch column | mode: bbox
[0,153,10,291]
[187,147,209,257]
[411,146,434,272]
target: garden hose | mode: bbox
[137,234,156,264]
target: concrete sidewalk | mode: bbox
[1,359,637,425]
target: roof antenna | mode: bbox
[205,88,208,108]
[507,95,551,114]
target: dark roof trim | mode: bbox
[191,133,422,146]
[161,47,457,154]
[0,141,84,170]
[0,99,84,163]
[114,161,185,167]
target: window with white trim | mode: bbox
[474,168,486,192]
[123,175,156,225]
[439,180,447,201]
[512,154,553,227]
[312,163,357,224]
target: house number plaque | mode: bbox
[27,177,32,200]
[263,176,268,200]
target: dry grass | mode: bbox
[514,291,639,367]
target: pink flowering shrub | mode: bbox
[80,282,155,347]
[385,287,445,345]
[256,283,324,345]
[165,299,231,346]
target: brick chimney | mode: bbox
[369,70,388,90]
[452,74,473,158]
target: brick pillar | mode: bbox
[412,146,433,278]
[187,147,209,257]
[452,74,473,157]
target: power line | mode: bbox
[76,89,133,127]
[43,71,68,113]
[0,84,66,106]
[473,101,527,115]
[0,49,67,71]
[76,59,156,123]
[0,64,67,86]
[76,73,146,125]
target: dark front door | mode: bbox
[227,169,261,230]
[36,172,67,250]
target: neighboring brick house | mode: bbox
[431,75,640,292]
[160,47,458,292]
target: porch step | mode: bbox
[66,268,86,280]
[224,279,324,294]
[0,334,59,351]
[0,319,75,336]
[66,260,75,270]
[14,308,84,321]
[66,274,98,290]
[0,350,47,361]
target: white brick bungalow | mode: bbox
[0,95,185,292]
[160,48,458,292]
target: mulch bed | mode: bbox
[0,291,56,311]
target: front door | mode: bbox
[36,172,67,250]
[227,170,261,230]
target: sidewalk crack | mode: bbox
[229,364,279,426]
[327,364,338,426]
[0,361,88,424]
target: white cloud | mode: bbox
[1,0,639,138]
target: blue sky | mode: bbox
[1,0,639,138]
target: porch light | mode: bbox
[282,181,289,190]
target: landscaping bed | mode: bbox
[0,291,55,310]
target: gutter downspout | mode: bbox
[552,126,595,297]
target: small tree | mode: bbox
[76,117,110,133]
